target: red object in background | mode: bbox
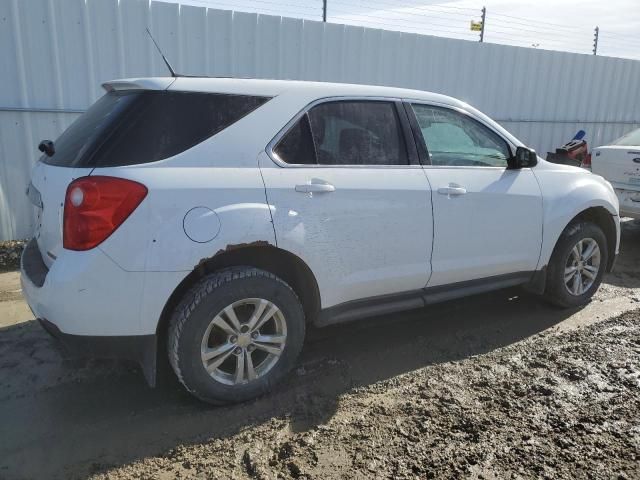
[558,138,591,168]
[546,131,591,169]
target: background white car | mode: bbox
[21,78,620,404]
[592,128,640,219]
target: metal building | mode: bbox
[1,0,639,240]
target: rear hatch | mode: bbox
[29,90,141,267]
[591,145,640,190]
[29,78,271,267]
[28,163,92,268]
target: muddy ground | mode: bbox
[1,221,639,480]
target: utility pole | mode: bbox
[479,6,486,43]
[322,0,327,22]
[593,26,599,55]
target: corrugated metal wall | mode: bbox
[2,0,640,240]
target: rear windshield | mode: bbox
[43,90,270,167]
[611,127,640,147]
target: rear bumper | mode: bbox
[20,238,149,336]
[38,318,157,385]
[20,238,159,384]
[20,238,190,386]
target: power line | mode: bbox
[185,0,321,14]
[598,38,640,49]
[332,20,476,38]
[417,2,479,12]
[330,15,477,38]
[330,6,473,31]
[486,15,587,35]
[486,34,589,50]
[588,29,639,39]
[486,23,591,41]
[487,11,586,32]
[598,33,640,46]
[599,34,640,44]
[485,31,587,45]
[331,0,478,19]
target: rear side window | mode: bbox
[273,100,409,166]
[43,91,270,167]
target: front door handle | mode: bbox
[437,183,467,196]
[295,181,336,193]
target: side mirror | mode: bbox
[38,140,55,157]
[509,146,537,169]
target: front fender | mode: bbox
[534,165,620,268]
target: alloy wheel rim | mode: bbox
[564,238,601,296]
[200,298,287,385]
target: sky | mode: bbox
[174,0,640,60]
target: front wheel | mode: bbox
[544,221,608,308]
[168,267,305,404]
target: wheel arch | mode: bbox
[528,205,617,296]
[548,206,618,272]
[155,244,321,344]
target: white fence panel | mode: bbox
[1,0,640,240]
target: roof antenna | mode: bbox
[146,27,178,77]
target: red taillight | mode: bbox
[580,153,592,169]
[63,176,147,251]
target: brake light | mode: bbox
[63,176,147,251]
[580,153,592,170]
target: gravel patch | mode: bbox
[0,240,26,273]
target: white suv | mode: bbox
[21,78,620,404]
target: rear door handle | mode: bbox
[295,181,336,193]
[437,183,467,196]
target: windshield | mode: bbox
[611,127,640,147]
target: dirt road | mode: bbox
[1,221,639,479]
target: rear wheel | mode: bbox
[168,267,305,404]
[544,221,608,308]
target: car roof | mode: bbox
[103,76,466,108]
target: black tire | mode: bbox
[544,221,608,308]
[168,267,305,404]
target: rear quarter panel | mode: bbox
[95,164,275,273]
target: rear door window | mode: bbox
[43,91,270,167]
[309,101,408,166]
[273,114,316,165]
[273,100,409,166]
